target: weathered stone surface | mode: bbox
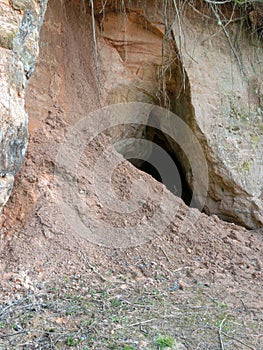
[0,21,17,50]
[1,0,262,230]
[0,0,47,213]
[96,2,263,229]
[12,0,35,11]
[171,6,263,228]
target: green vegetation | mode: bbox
[0,280,262,349]
[228,94,249,122]
[66,335,76,346]
[240,159,254,172]
[156,335,175,349]
[215,301,228,309]
[112,298,122,308]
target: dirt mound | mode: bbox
[1,68,263,349]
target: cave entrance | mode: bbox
[128,126,194,207]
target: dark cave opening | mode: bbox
[128,128,195,207]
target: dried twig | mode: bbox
[205,0,232,4]
[221,331,256,350]
[125,318,156,328]
[173,266,191,273]
[0,330,28,339]
[90,0,102,95]
[172,0,186,90]
[208,2,246,78]
[218,316,227,350]
[188,2,217,20]
[159,246,171,263]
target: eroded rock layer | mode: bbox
[95,1,263,228]
[0,0,47,210]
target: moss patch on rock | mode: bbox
[0,25,17,50]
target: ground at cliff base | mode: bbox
[0,86,262,350]
[0,200,263,349]
[0,281,261,349]
[0,257,262,350]
[0,113,262,349]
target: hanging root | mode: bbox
[89,0,102,97]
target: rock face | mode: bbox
[171,6,263,228]
[94,1,263,229]
[0,0,47,211]
[0,0,262,230]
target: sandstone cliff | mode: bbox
[0,0,262,231]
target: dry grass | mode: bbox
[1,276,262,349]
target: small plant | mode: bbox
[101,289,109,299]
[242,160,251,172]
[112,298,122,307]
[123,346,135,350]
[66,335,77,346]
[111,315,119,323]
[156,335,175,349]
[216,301,228,309]
[66,307,73,316]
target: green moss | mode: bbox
[215,301,228,309]
[251,135,259,143]
[227,94,249,121]
[0,28,17,50]
[251,135,259,151]
[241,160,251,172]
